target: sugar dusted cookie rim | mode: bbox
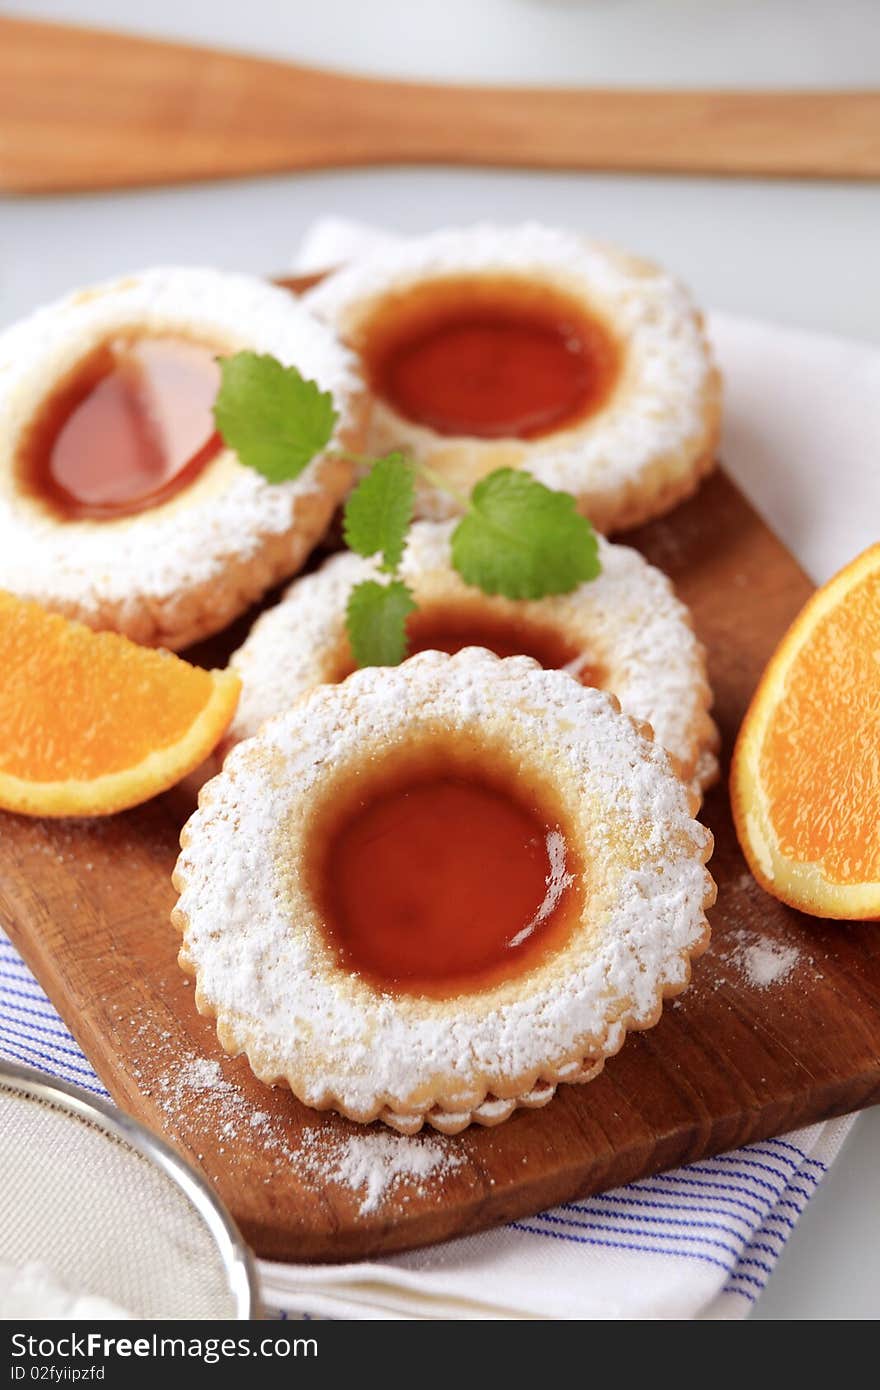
[225,520,719,799]
[0,267,366,648]
[380,1061,604,1137]
[173,649,715,1131]
[305,222,721,531]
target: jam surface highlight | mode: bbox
[19,336,223,520]
[307,751,582,997]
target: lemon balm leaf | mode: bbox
[343,454,416,573]
[451,468,601,599]
[214,351,337,483]
[346,579,416,668]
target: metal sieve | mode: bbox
[0,1061,258,1319]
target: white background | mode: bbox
[3,0,879,1319]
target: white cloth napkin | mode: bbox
[5,222,878,1316]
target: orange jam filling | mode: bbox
[18,336,223,520]
[760,568,880,885]
[334,605,604,687]
[360,276,619,440]
[307,746,582,997]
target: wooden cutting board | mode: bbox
[2,468,880,1263]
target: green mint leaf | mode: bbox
[343,454,416,573]
[213,351,337,483]
[346,579,416,668]
[451,468,601,599]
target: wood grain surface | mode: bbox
[3,468,880,1262]
[2,17,880,191]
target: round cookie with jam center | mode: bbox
[0,267,367,649]
[305,222,721,532]
[173,649,715,1134]
[223,520,719,802]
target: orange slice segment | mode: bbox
[0,592,240,817]
[731,542,880,919]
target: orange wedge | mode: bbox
[731,542,880,919]
[0,592,240,817]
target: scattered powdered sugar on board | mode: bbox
[317,1132,465,1215]
[702,927,803,993]
[734,937,801,990]
[690,920,813,999]
[150,1047,464,1214]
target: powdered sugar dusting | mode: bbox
[174,1057,229,1096]
[0,1263,133,1320]
[698,926,807,995]
[735,937,800,990]
[151,1046,463,1214]
[318,1132,464,1214]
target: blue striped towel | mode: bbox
[0,927,852,1319]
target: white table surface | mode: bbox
[3,0,879,1320]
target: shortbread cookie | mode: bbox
[224,521,719,800]
[305,223,721,532]
[379,1062,604,1137]
[0,268,367,649]
[173,649,715,1134]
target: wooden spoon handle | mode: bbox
[3,17,879,192]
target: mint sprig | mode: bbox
[345,579,416,668]
[342,454,415,573]
[215,351,602,669]
[213,353,337,484]
[451,468,600,599]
